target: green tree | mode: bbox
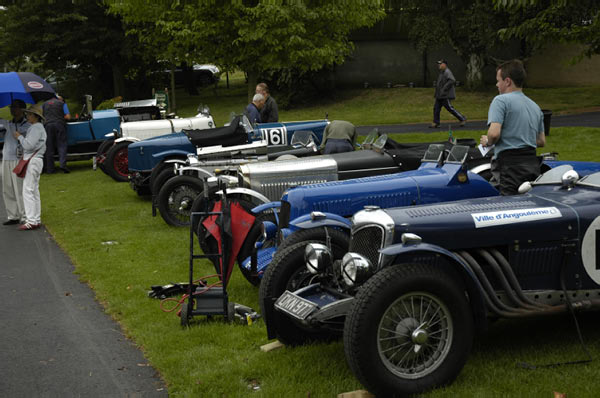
[0,0,157,102]
[107,0,386,102]
[390,0,515,90]
[495,0,600,59]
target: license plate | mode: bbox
[274,290,318,320]
[92,156,97,170]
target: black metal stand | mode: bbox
[180,182,233,326]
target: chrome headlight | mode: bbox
[304,243,332,274]
[341,252,373,287]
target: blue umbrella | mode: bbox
[0,71,56,108]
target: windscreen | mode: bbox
[445,145,469,163]
[422,144,445,162]
[533,164,573,185]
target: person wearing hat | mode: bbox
[13,103,47,231]
[0,99,31,225]
[42,95,69,173]
[430,59,466,128]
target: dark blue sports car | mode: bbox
[263,165,600,396]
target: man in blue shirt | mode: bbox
[480,59,545,195]
[245,93,265,124]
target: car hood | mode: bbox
[381,187,583,251]
[128,132,194,172]
[283,163,498,221]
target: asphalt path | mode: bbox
[0,178,167,397]
[356,111,600,135]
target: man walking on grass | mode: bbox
[430,59,467,128]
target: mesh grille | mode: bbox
[349,225,384,267]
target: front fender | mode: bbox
[116,137,140,144]
[216,188,270,205]
[153,149,192,159]
[164,159,187,165]
[380,242,487,332]
[251,201,281,214]
[176,166,214,178]
[289,212,352,230]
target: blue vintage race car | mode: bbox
[263,165,600,396]
[237,145,600,285]
[127,116,329,194]
[1,96,169,160]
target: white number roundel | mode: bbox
[582,215,600,285]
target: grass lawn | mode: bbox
[39,121,600,397]
[170,71,600,126]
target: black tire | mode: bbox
[236,212,277,287]
[189,186,220,235]
[344,263,474,397]
[258,228,350,346]
[157,175,204,227]
[105,141,131,182]
[277,226,350,255]
[152,168,177,197]
[96,139,114,174]
[180,302,190,327]
[149,160,184,196]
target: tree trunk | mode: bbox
[170,64,176,113]
[111,63,126,98]
[246,69,259,103]
[465,53,485,90]
[182,62,198,96]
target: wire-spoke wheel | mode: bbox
[377,292,452,379]
[157,175,204,226]
[344,263,473,397]
[105,141,131,182]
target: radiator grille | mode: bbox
[349,225,384,267]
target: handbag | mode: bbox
[12,150,38,178]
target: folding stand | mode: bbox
[180,182,234,326]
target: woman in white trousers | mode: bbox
[14,103,46,231]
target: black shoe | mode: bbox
[3,219,20,225]
[429,123,440,128]
[60,167,70,174]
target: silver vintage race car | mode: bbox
[156,133,481,226]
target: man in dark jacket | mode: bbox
[255,82,278,123]
[430,60,466,128]
[42,95,69,173]
[245,93,265,124]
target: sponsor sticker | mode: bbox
[27,81,44,89]
[471,207,562,228]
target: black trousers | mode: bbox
[44,122,68,171]
[490,147,541,195]
[433,98,466,125]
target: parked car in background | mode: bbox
[127,116,329,197]
[94,103,214,182]
[264,164,600,397]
